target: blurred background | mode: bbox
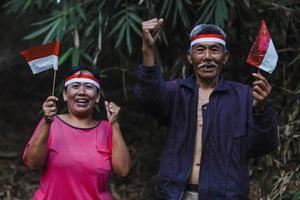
[0,0,299,199]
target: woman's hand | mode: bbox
[43,96,58,124]
[105,101,121,124]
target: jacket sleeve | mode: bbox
[247,88,279,158]
[134,64,176,124]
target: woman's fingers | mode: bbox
[105,101,121,123]
[42,96,58,122]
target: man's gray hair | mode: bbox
[189,24,226,40]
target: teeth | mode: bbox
[76,99,88,103]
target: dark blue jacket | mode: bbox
[135,65,278,200]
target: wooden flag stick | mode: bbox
[51,70,57,96]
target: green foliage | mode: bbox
[5,0,300,199]
[158,0,192,28]
[194,0,233,27]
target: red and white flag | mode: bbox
[21,41,60,74]
[246,20,278,73]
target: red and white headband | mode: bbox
[64,73,100,89]
[190,33,226,47]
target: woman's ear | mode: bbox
[187,51,192,64]
[95,92,100,103]
[63,89,67,102]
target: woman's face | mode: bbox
[63,70,100,118]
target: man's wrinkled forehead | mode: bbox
[189,24,227,49]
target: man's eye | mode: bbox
[85,84,95,89]
[195,48,204,53]
[211,48,221,53]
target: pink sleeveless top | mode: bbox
[23,116,113,200]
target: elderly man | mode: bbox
[135,18,278,200]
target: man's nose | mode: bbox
[203,49,212,60]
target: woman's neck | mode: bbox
[59,113,97,128]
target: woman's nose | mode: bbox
[78,85,85,94]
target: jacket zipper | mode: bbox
[179,92,198,200]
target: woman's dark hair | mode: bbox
[64,65,101,82]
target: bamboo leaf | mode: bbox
[160,0,170,17]
[128,12,142,24]
[177,0,190,28]
[114,23,126,48]
[172,9,178,28]
[22,0,33,12]
[111,9,126,20]
[82,52,94,64]
[72,48,80,66]
[128,19,142,37]
[195,0,216,24]
[85,21,96,37]
[96,0,107,11]
[165,0,173,20]
[23,21,56,40]
[226,0,234,7]
[215,0,226,27]
[108,17,126,36]
[242,0,250,7]
[126,25,132,54]
[59,47,74,65]
[288,54,300,67]
[75,5,87,21]
[57,17,67,40]
[43,19,60,43]
[31,14,62,26]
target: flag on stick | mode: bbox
[246,20,278,73]
[21,41,60,74]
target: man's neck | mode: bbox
[196,76,218,90]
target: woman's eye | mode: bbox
[71,84,79,88]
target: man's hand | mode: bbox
[105,101,121,125]
[252,73,272,113]
[142,18,163,66]
[142,18,164,48]
[42,96,58,124]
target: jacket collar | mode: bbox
[180,74,230,93]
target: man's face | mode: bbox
[187,42,229,81]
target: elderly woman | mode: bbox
[23,66,131,200]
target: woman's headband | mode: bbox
[190,33,226,48]
[64,73,100,89]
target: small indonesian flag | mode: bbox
[246,20,278,73]
[21,41,60,74]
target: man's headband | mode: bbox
[190,33,226,48]
[64,73,100,89]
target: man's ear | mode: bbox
[187,51,192,64]
[223,51,230,65]
[63,89,67,102]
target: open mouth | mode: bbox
[198,63,217,69]
[75,99,89,106]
